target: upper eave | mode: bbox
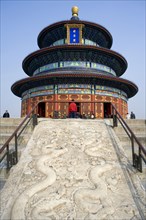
[37,20,113,49]
[22,45,127,77]
[11,73,138,98]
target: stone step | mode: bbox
[0,179,6,191]
[0,134,31,145]
[0,118,23,126]
[105,119,146,128]
[0,125,32,134]
[122,144,146,151]
[0,125,18,133]
[118,133,146,142]
[124,119,146,125]
[0,161,10,190]
[114,125,146,134]
[0,144,27,153]
[0,163,9,178]
[120,142,146,150]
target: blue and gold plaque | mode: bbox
[70,28,79,43]
[65,24,84,44]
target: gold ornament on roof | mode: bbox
[72,6,79,17]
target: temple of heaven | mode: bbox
[11,6,138,118]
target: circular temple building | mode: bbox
[11,6,138,118]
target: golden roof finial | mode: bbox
[72,6,79,17]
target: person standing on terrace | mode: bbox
[69,99,77,118]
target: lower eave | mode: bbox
[11,73,138,98]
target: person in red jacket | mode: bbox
[69,99,77,118]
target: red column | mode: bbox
[91,85,95,115]
[54,85,58,114]
[27,98,31,115]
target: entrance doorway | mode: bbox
[38,102,46,117]
[76,102,80,113]
[75,102,81,118]
[104,102,111,118]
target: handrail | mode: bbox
[0,103,38,169]
[111,103,146,172]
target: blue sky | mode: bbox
[1,0,145,118]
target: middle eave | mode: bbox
[22,45,127,77]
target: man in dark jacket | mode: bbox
[69,100,77,118]
[3,110,10,118]
[130,111,136,119]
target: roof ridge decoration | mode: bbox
[71,6,79,20]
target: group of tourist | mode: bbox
[68,102,137,119]
[126,111,136,119]
[2,105,136,120]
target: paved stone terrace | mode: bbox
[0,119,144,219]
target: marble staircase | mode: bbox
[114,119,146,147]
[112,119,146,219]
[113,119,146,172]
[0,118,33,190]
[0,119,145,219]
